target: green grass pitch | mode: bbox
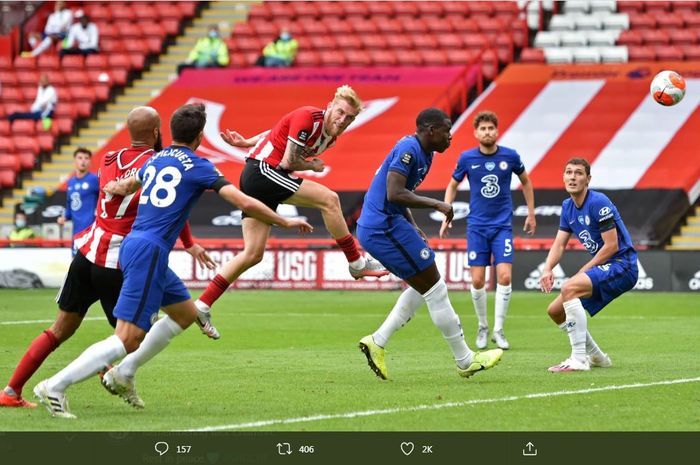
[0,289,698,431]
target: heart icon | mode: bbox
[400,442,414,456]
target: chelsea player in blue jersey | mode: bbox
[540,158,638,372]
[357,108,503,380]
[440,111,536,351]
[58,147,99,254]
[34,104,313,418]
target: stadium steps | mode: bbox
[0,1,256,227]
[667,205,700,249]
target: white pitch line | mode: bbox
[0,316,104,326]
[181,377,700,432]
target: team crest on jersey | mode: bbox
[469,251,477,260]
[585,215,590,225]
[400,152,413,165]
[578,215,585,225]
[499,161,508,170]
[420,248,430,260]
[297,130,309,142]
[485,161,495,171]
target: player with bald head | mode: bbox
[0,107,214,409]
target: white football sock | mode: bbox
[373,287,423,347]
[349,256,366,270]
[423,279,472,368]
[494,283,512,332]
[563,298,588,362]
[48,335,126,393]
[117,316,183,378]
[470,286,488,328]
[586,331,604,356]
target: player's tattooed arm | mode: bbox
[103,175,141,197]
[279,141,324,172]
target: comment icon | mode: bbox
[154,441,169,456]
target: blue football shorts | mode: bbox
[582,258,638,316]
[357,219,435,280]
[467,226,514,266]
[113,236,190,331]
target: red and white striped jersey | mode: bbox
[247,106,336,168]
[74,147,153,268]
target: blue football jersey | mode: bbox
[452,146,525,228]
[65,172,99,236]
[130,146,223,249]
[358,135,433,229]
[559,190,636,262]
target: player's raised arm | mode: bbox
[278,139,324,172]
[103,175,141,197]
[539,229,571,293]
[217,183,313,233]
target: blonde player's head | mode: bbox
[325,85,363,137]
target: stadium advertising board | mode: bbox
[2,249,696,292]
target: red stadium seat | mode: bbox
[519,47,546,63]
[411,34,439,50]
[645,1,671,13]
[443,1,470,16]
[368,50,398,66]
[55,117,74,135]
[629,13,657,29]
[334,35,362,50]
[394,50,423,66]
[1,87,24,103]
[142,21,166,40]
[479,17,506,33]
[74,101,93,119]
[13,56,37,70]
[13,136,40,156]
[129,54,145,71]
[424,16,453,34]
[37,54,60,71]
[107,54,132,71]
[99,39,125,54]
[617,30,644,46]
[11,119,36,136]
[493,1,520,19]
[15,71,39,87]
[21,86,39,102]
[177,1,197,18]
[342,2,369,19]
[463,34,488,50]
[63,70,89,85]
[268,1,295,20]
[654,12,685,29]
[0,169,17,188]
[114,22,143,39]
[251,20,278,36]
[641,29,670,45]
[418,49,449,66]
[344,50,371,66]
[470,1,495,17]
[53,104,77,120]
[375,18,403,34]
[436,33,464,49]
[416,2,444,17]
[0,155,21,173]
[37,132,55,153]
[318,50,347,66]
[392,2,420,18]
[61,54,85,70]
[146,38,163,55]
[668,29,697,45]
[305,34,338,51]
[294,50,321,67]
[510,19,529,48]
[628,45,656,61]
[616,1,644,13]
[0,120,9,136]
[495,35,514,64]
[681,44,700,59]
[0,71,17,86]
[360,34,388,50]
[684,12,700,28]
[0,55,12,69]
[231,37,262,53]
[17,152,36,171]
[160,19,180,36]
[0,138,15,154]
[385,34,414,50]
[671,1,700,12]
[85,54,109,70]
[157,3,184,21]
[367,2,393,18]
[292,1,319,19]
[446,49,478,65]
[401,17,429,34]
[349,17,379,34]
[481,49,499,81]
[93,83,111,102]
[84,4,110,22]
[109,4,137,22]
[448,16,480,33]
[654,45,684,60]
[297,18,329,35]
